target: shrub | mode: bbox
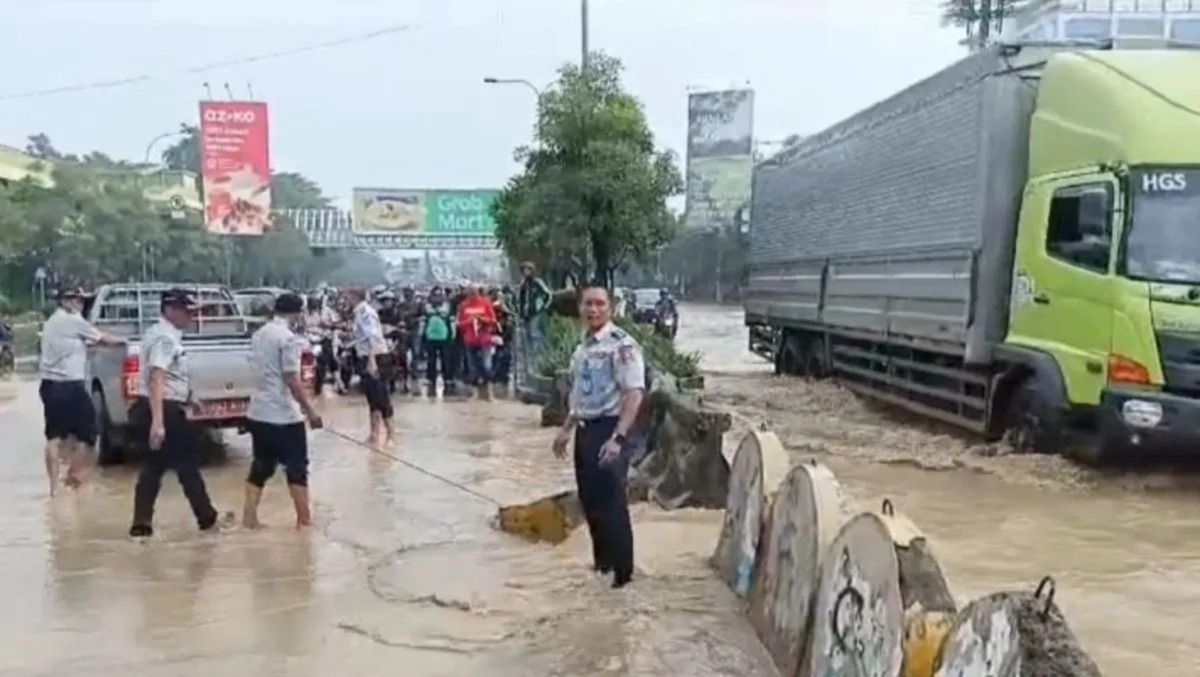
[533,314,700,380]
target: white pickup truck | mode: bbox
[84,283,312,464]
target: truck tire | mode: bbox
[92,386,125,466]
[776,333,804,376]
[1003,378,1064,455]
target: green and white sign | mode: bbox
[352,188,498,235]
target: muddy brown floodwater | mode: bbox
[5,305,1200,676]
[685,302,1200,677]
[0,362,774,675]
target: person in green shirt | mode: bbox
[420,287,456,396]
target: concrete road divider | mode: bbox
[935,577,1102,677]
[711,430,782,596]
[747,457,851,675]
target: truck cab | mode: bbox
[1005,50,1200,459]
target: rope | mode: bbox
[321,427,502,507]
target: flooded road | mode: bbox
[0,368,773,676]
[685,303,1200,677]
[6,304,1200,676]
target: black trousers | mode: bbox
[574,416,633,581]
[424,339,453,384]
[130,399,218,530]
[360,353,394,418]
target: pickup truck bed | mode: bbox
[85,283,258,464]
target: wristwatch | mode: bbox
[613,432,628,445]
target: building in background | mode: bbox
[1002,0,1200,46]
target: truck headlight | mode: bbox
[1122,400,1163,428]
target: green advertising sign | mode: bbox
[352,188,498,235]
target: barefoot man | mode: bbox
[243,293,323,529]
[38,286,125,494]
[349,287,394,447]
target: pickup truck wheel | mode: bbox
[1003,379,1063,455]
[92,387,124,466]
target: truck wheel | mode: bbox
[776,334,804,376]
[1003,379,1063,455]
[92,387,125,466]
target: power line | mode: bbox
[0,23,414,102]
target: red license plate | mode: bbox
[189,398,249,421]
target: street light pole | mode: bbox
[144,130,186,166]
[483,77,545,144]
[581,0,590,71]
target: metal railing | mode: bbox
[1014,0,1200,30]
[277,208,500,250]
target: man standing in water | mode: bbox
[244,293,323,529]
[350,287,394,447]
[130,290,221,537]
[552,284,645,588]
[38,287,125,494]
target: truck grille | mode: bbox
[1156,331,1200,396]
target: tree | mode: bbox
[160,124,200,172]
[492,53,683,288]
[271,172,331,210]
[941,0,1024,49]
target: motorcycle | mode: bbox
[336,329,357,394]
[655,309,678,340]
[382,324,411,394]
[306,329,337,395]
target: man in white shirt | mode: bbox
[38,287,124,495]
[244,293,323,529]
[350,287,394,447]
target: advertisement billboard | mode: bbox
[685,89,754,231]
[199,101,272,235]
[352,188,499,235]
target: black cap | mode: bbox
[161,288,198,310]
[56,286,86,301]
[274,292,305,314]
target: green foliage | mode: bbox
[160,124,200,172]
[0,133,364,302]
[534,313,700,380]
[941,0,1024,47]
[492,53,683,288]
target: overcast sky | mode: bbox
[0,0,965,205]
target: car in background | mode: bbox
[233,286,289,326]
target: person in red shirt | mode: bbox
[456,285,499,399]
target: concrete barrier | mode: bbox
[711,429,1100,677]
[935,578,1102,677]
[747,458,851,675]
[711,430,788,596]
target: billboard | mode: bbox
[199,101,272,235]
[352,188,498,235]
[685,89,754,231]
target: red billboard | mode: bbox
[199,101,272,235]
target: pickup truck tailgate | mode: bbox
[185,338,255,402]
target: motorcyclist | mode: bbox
[654,288,679,338]
[305,296,339,395]
[374,289,409,393]
[0,318,13,377]
[398,286,424,386]
[655,288,677,318]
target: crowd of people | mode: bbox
[302,263,552,406]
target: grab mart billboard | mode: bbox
[352,188,498,235]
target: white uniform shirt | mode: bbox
[353,301,387,356]
[138,318,191,403]
[568,323,646,420]
[247,317,306,425]
[38,308,101,382]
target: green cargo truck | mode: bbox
[744,44,1200,461]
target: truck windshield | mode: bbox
[1125,170,1200,284]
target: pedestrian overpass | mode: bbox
[279,209,499,250]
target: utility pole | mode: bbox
[581,0,590,71]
